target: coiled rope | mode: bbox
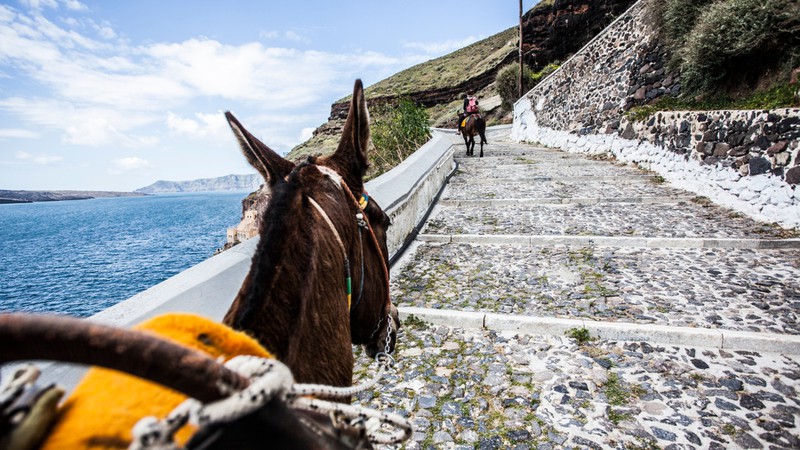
[130,355,412,450]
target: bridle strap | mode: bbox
[306,183,392,315]
[307,196,352,309]
[337,182,392,311]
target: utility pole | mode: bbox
[518,0,524,99]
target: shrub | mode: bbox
[654,0,715,69]
[626,79,799,119]
[368,98,430,178]
[496,63,560,111]
[565,327,595,344]
[648,0,800,97]
[683,0,796,95]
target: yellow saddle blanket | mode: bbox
[40,313,273,450]
[461,114,481,128]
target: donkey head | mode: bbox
[223,79,397,385]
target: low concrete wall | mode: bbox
[368,129,457,255]
[94,129,457,328]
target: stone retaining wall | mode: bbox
[511,0,800,228]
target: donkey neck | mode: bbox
[224,178,357,385]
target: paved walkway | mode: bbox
[353,133,800,450]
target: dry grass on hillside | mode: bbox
[344,28,518,101]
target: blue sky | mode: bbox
[0,0,537,191]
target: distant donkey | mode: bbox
[462,113,487,157]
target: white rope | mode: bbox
[130,356,413,449]
[292,357,390,399]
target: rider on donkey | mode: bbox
[457,90,479,135]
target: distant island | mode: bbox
[1,174,264,204]
[0,190,148,204]
[135,174,263,194]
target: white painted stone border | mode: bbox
[512,119,800,229]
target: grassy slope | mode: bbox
[363,27,517,98]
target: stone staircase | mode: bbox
[353,133,800,450]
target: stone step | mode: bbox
[352,319,800,450]
[455,144,565,155]
[454,154,591,164]
[391,242,800,335]
[417,233,800,249]
[442,177,684,200]
[421,201,796,239]
[439,196,696,206]
[397,307,800,355]
[455,162,645,179]
[450,175,658,184]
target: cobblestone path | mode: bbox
[353,133,800,450]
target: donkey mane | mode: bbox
[231,164,307,335]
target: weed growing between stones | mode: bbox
[691,195,713,207]
[403,314,430,331]
[606,406,633,425]
[628,437,661,450]
[603,372,630,406]
[514,157,539,165]
[565,327,595,344]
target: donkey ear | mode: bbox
[328,79,370,189]
[225,111,295,187]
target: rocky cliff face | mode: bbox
[324,1,636,122]
[521,0,637,71]
[135,174,263,194]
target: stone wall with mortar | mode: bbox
[511,0,800,228]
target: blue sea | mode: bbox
[0,192,247,317]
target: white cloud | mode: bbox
[166,111,227,139]
[0,128,39,139]
[20,0,58,10]
[166,112,200,134]
[283,31,309,43]
[63,0,88,11]
[88,19,116,39]
[0,6,415,154]
[109,156,150,174]
[403,36,480,55]
[15,150,63,164]
[300,127,315,142]
[20,0,87,11]
[0,97,158,147]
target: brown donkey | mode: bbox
[462,114,487,157]
[223,79,399,388]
